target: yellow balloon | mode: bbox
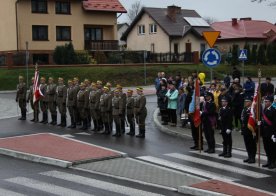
[198,73,205,85]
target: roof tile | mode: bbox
[83,0,127,13]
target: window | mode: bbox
[56,1,71,14]
[33,54,49,65]
[84,28,102,41]
[56,26,71,41]
[31,0,47,13]
[149,24,157,34]
[32,25,48,41]
[138,25,145,35]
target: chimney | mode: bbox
[167,5,181,23]
[240,17,252,21]
[232,18,238,26]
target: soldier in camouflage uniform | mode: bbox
[112,89,123,137]
[67,80,76,128]
[73,77,81,125]
[126,89,135,136]
[77,82,89,130]
[96,80,104,130]
[16,76,27,120]
[84,79,92,128]
[27,77,39,122]
[117,85,126,134]
[46,77,57,125]
[89,82,101,132]
[134,87,147,138]
[56,77,67,127]
[100,86,113,134]
[39,77,48,123]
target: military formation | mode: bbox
[16,76,147,138]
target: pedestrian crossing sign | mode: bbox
[239,49,247,61]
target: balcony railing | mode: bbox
[85,40,119,51]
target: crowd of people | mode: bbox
[155,69,276,169]
[16,76,147,138]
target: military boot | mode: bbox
[102,123,110,135]
[43,113,48,124]
[30,112,35,122]
[68,118,76,128]
[224,145,232,158]
[81,119,88,130]
[34,111,39,123]
[61,115,67,127]
[219,145,227,157]
[136,129,145,138]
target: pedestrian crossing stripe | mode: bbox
[165,153,269,178]
[0,188,26,196]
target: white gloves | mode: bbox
[271,135,276,143]
[257,121,262,126]
[226,129,232,134]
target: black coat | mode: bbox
[260,82,274,97]
[158,89,168,110]
[202,101,217,127]
[219,106,233,131]
[241,106,252,135]
[261,106,276,138]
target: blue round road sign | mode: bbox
[202,48,221,68]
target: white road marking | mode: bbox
[136,156,237,181]
[0,188,26,196]
[40,170,164,196]
[6,177,92,196]
[60,134,74,138]
[165,153,269,178]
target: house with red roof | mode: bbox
[211,18,276,53]
[0,0,126,65]
[121,5,214,63]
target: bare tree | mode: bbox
[203,16,218,25]
[127,1,143,23]
[251,0,276,6]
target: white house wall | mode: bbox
[126,13,169,52]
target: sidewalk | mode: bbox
[153,108,265,154]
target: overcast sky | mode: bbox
[118,0,276,24]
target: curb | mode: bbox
[0,148,72,168]
[153,108,193,139]
[0,90,16,94]
[178,186,229,196]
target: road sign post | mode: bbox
[239,49,248,84]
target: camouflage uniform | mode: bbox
[89,83,101,132]
[56,79,67,127]
[39,79,48,123]
[77,83,89,130]
[134,88,147,138]
[112,90,124,137]
[100,87,113,134]
[16,76,27,120]
[67,81,76,128]
[46,80,57,125]
[126,90,135,136]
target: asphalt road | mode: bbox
[0,94,275,195]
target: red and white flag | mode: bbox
[248,83,259,133]
[33,67,42,103]
[194,79,201,128]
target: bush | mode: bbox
[53,42,76,65]
[107,52,123,64]
[257,44,267,65]
[231,44,239,66]
[251,44,258,65]
[93,51,107,64]
[75,51,92,64]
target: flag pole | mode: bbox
[257,68,261,167]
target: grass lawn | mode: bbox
[0,64,275,90]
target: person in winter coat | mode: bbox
[232,84,244,132]
[166,82,179,127]
[243,77,255,98]
[158,84,169,125]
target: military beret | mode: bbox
[136,87,143,91]
[103,86,109,91]
[127,89,133,93]
[244,96,253,102]
[264,95,273,102]
[58,77,63,81]
[80,82,85,87]
[106,82,112,87]
[18,75,24,80]
[40,77,46,80]
[114,89,120,93]
[97,80,102,85]
[31,77,35,80]
[84,79,89,83]
[48,77,54,80]
[221,96,230,102]
[73,77,79,81]
[68,79,73,83]
[116,84,122,89]
[91,82,96,86]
